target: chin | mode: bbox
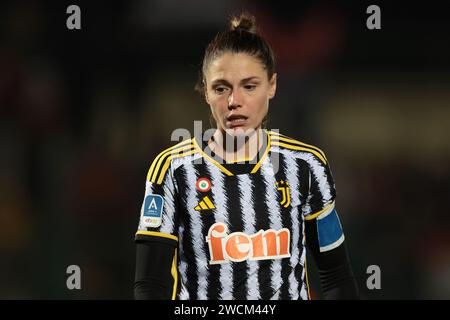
[225,126,252,137]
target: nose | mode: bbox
[227,90,243,110]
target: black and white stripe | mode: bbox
[276,153,298,299]
[238,174,260,299]
[205,161,233,299]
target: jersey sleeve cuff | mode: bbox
[305,201,335,221]
[135,230,178,246]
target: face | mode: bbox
[204,52,277,136]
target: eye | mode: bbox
[213,86,228,95]
[244,84,257,91]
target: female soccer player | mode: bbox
[134,13,359,300]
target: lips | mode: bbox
[226,114,248,128]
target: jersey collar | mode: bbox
[193,129,271,176]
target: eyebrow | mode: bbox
[211,76,261,86]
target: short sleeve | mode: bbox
[135,153,179,245]
[302,154,337,220]
[303,154,346,252]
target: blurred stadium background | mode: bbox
[1,0,449,299]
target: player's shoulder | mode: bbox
[156,138,196,157]
[267,130,328,165]
[146,138,197,184]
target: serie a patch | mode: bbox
[141,194,164,228]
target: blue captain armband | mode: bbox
[316,202,345,252]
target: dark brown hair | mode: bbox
[195,12,276,94]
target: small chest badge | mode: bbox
[196,178,212,192]
[276,180,291,208]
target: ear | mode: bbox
[268,73,277,99]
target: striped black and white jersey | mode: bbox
[135,130,341,300]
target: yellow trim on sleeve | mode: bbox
[192,137,234,176]
[272,141,327,165]
[150,144,195,183]
[268,131,327,162]
[147,139,193,182]
[135,230,178,242]
[304,201,335,221]
[156,149,197,185]
[171,248,178,300]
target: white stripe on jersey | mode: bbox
[237,175,260,300]
[308,154,332,205]
[260,159,284,298]
[178,222,189,300]
[171,153,203,172]
[184,161,209,300]
[302,180,312,217]
[284,154,301,299]
[160,174,177,235]
[179,284,190,300]
[206,161,233,300]
[288,206,301,299]
[173,154,202,300]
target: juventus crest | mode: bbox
[276,180,291,208]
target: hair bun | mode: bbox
[230,13,257,34]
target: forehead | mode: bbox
[206,52,266,82]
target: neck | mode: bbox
[210,127,265,163]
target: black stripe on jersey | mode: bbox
[271,140,327,166]
[251,170,274,300]
[297,158,311,299]
[309,162,322,213]
[174,165,198,300]
[297,159,311,207]
[324,162,336,199]
[225,175,247,300]
[150,179,165,195]
[195,162,222,300]
[222,162,254,175]
[269,131,327,162]
[275,153,294,300]
[295,259,305,300]
[191,163,212,300]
